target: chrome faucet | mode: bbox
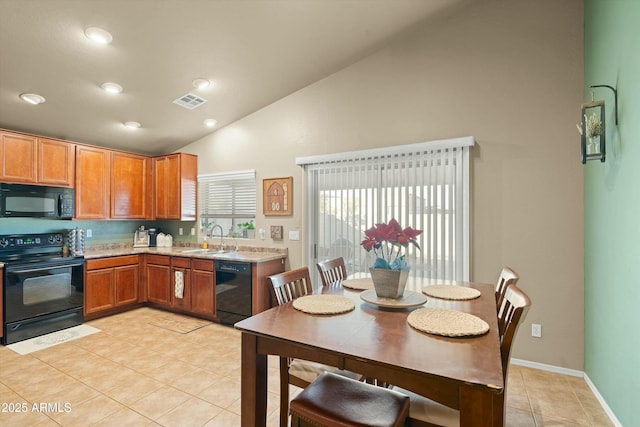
[210,224,226,252]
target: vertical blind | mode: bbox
[198,170,256,220]
[297,137,473,283]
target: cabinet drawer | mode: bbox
[86,255,139,270]
[146,254,170,265]
[191,259,214,271]
[171,257,191,269]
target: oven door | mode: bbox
[4,260,84,324]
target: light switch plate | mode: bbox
[289,230,300,241]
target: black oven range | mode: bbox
[1,232,84,345]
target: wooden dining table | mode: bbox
[235,277,505,427]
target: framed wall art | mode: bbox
[263,176,292,216]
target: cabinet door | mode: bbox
[171,267,191,311]
[0,131,37,183]
[191,268,215,317]
[111,152,151,219]
[75,145,110,219]
[37,138,75,187]
[114,264,139,306]
[154,153,197,220]
[146,263,171,305]
[85,269,115,315]
[154,155,178,219]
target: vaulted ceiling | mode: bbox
[0,0,464,155]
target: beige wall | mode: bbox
[183,0,584,369]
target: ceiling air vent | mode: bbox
[173,92,208,110]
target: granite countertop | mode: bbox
[83,243,288,263]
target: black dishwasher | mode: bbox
[215,261,252,325]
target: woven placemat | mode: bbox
[293,295,355,315]
[422,285,481,301]
[407,308,489,337]
[342,277,374,290]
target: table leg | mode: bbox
[459,386,504,427]
[241,332,267,427]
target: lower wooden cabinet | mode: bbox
[171,257,191,311]
[85,255,139,317]
[87,253,280,322]
[145,255,171,306]
[145,255,215,319]
[191,259,215,317]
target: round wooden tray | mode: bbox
[360,289,427,308]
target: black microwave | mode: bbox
[0,183,74,219]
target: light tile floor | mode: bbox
[0,307,613,426]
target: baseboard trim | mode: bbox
[511,358,623,427]
[583,373,623,427]
[511,358,583,377]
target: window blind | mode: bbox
[198,170,256,220]
[298,137,472,283]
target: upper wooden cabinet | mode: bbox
[38,138,75,187]
[0,131,37,183]
[75,145,111,219]
[111,152,152,219]
[154,153,197,220]
[0,131,75,187]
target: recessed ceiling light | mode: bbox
[124,121,140,129]
[19,93,46,105]
[85,27,113,45]
[204,119,217,128]
[192,78,210,89]
[101,82,123,94]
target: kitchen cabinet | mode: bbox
[85,255,140,319]
[37,137,75,187]
[0,131,37,183]
[154,153,197,220]
[0,131,75,186]
[75,145,111,219]
[111,151,152,219]
[191,259,215,318]
[253,258,286,314]
[171,257,191,311]
[145,254,171,306]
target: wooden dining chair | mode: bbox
[268,267,362,427]
[316,257,348,287]
[495,266,519,309]
[395,284,532,427]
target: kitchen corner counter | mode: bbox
[83,245,288,263]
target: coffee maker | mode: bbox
[148,228,160,247]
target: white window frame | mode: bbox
[197,170,256,237]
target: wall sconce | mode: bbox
[578,84,618,164]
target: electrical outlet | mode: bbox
[86,229,92,238]
[531,323,542,338]
[191,228,195,236]
[178,227,183,236]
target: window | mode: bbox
[297,137,473,283]
[198,170,256,237]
